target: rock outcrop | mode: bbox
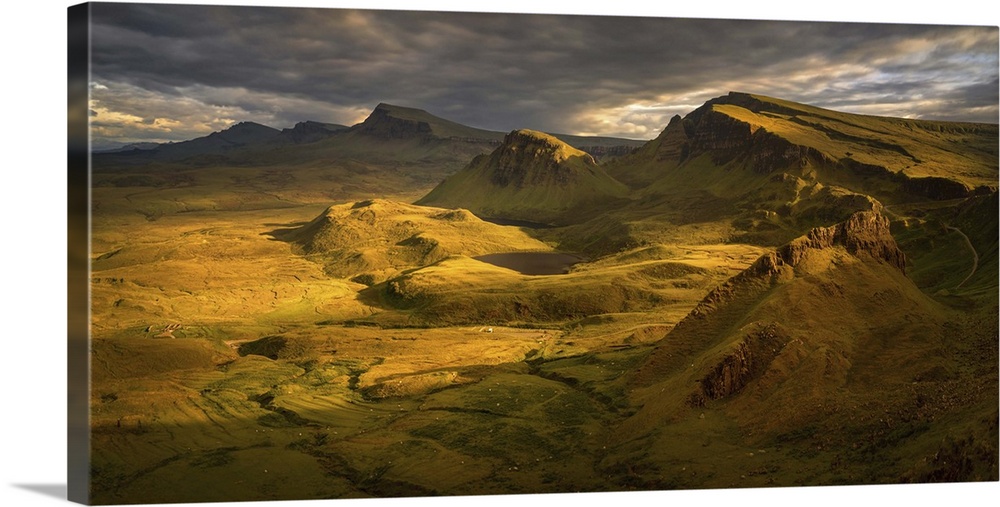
[751,210,906,276]
[629,209,908,389]
[279,120,347,144]
[485,129,598,188]
[688,322,791,406]
[417,129,628,224]
[692,210,905,320]
[355,103,436,140]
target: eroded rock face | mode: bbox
[280,121,345,144]
[647,101,826,175]
[649,114,689,162]
[689,210,905,322]
[486,129,597,188]
[688,322,790,406]
[576,144,639,161]
[902,176,972,200]
[754,210,906,276]
[417,128,627,225]
[642,92,988,200]
[687,109,756,161]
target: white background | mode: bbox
[1,1,997,506]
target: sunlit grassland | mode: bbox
[86,96,998,501]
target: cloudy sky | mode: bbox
[86,1,999,148]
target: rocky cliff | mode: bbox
[639,93,827,174]
[688,322,791,406]
[623,91,997,202]
[750,210,906,277]
[354,103,436,140]
[485,129,598,187]
[417,129,628,224]
[693,210,906,319]
[278,121,348,144]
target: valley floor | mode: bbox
[86,173,998,503]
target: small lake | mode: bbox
[473,252,586,275]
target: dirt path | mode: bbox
[947,226,979,288]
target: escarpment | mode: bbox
[753,210,906,276]
[355,103,435,139]
[626,92,996,202]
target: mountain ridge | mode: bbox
[612,208,969,462]
[616,91,997,200]
[92,102,646,166]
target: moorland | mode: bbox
[87,93,998,503]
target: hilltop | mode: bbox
[417,129,629,225]
[354,103,505,141]
[275,199,552,283]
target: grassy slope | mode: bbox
[278,199,554,281]
[724,94,998,187]
[607,238,996,487]
[88,93,998,502]
[357,249,760,328]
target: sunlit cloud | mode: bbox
[88,80,373,145]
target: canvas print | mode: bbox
[68,2,999,504]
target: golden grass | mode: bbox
[87,95,997,502]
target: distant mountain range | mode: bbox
[92,102,646,165]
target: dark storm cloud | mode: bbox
[87,3,999,146]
